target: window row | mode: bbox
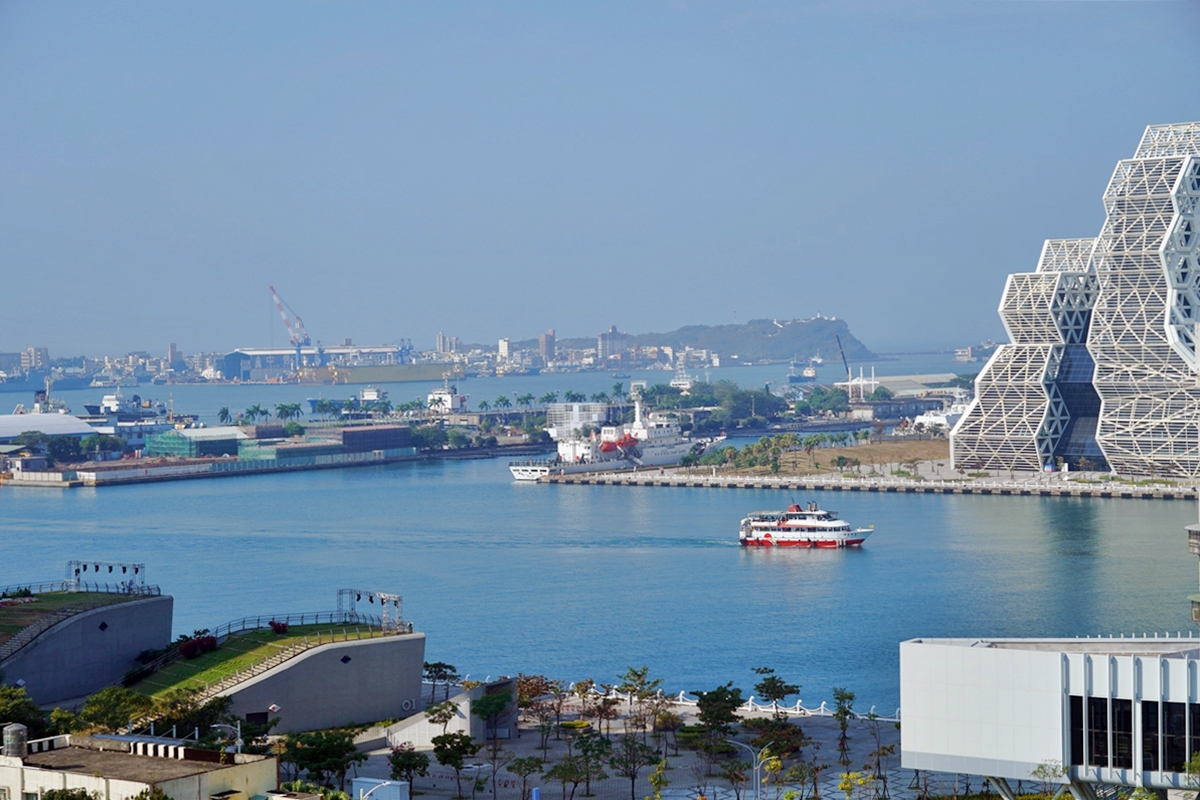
[1069,696,1200,772]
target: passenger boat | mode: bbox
[738,503,873,548]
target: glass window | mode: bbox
[1089,697,1109,767]
[1144,700,1160,772]
[1190,703,1200,763]
[1070,695,1085,766]
[1113,699,1133,769]
[1166,701,1187,772]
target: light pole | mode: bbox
[210,722,242,754]
[727,739,773,800]
[359,781,394,800]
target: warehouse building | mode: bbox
[145,427,248,458]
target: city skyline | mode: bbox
[2,2,1199,355]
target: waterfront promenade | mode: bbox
[545,468,1196,500]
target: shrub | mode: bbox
[269,620,289,634]
[179,635,217,659]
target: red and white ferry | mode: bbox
[738,503,873,548]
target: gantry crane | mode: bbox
[269,285,312,375]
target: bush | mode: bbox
[283,422,306,437]
[559,720,592,732]
[269,620,289,634]
[0,587,33,599]
[179,635,217,659]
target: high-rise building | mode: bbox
[539,329,556,362]
[498,338,511,360]
[952,122,1200,476]
[21,347,49,370]
[597,326,626,361]
[435,331,450,355]
[168,343,181,363]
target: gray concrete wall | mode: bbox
[223,632,425,734]
[1,595,174,705]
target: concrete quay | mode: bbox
[544,471,1197,500]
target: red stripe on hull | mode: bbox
[740,539,865,548]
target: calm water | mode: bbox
[3,452,1197,711]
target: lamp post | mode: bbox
[727,739,773,800]
[359,781,393,800]
[210,722,242,754]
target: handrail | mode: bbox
[0,580,161,598]
[0,588,160,663]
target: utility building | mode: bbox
[952,122,1200,476]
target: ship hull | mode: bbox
[740,535,869,549]
[308,363,464,385]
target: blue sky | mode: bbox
[2,1,1198,357]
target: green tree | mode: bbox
[282,730,367,791]
[424,661,461,702]
[432,731,483,799]
[412,426,450,450]
[865,386,893,401]
[426,699,459,734]
[80,686,154,732]
[14,431,47,447]
[81,434,126,454]
[507,756,544,800]
[217,406,231,424]
[831,687,856,768]
[471,689,512,759]
[575,730,611,795]
[693,682,744,738]
[494,395,512,410]
[609,735,656,800]
[41,790,99,800]
[0,684,48,736]
[46,435,82,462]
[545,754,587,800]
[389,742,431,786]
[563,390,586,403]
[283,421,306,437]
[448,428,471,449]
[539,392,559,405]
[753,667,801,717]
[478,399,491,412]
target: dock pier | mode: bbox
[543,472,1196,500]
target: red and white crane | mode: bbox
[269,285,312,373]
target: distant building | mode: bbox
[435,331,453,355]
[0,353,22,375]
[167,343,180,363]
[539,329,556,362]
[498,338,511,360]
[20,347,48,370]
[597,326,626,361]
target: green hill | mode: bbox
[527,316,874,362]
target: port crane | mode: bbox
[269,285,312,375]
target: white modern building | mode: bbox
[901,634,1200,798]
[953,122,1200,477]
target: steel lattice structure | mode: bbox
[952,122,1200,476]
[951,240,1099,471]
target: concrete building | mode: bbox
[0,733,277,800]
[539,330,556,362]
[901,634,1200,796]
[20,348,48,371]
[597,326,627,361]
[1,587,172,706]
[222,631,426,734]
[953,122,1200,476]
[497,339,511,361]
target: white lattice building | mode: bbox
[952,122,1200,477]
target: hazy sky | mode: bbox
[2,2,1198,358]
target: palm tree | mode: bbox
[217,406,231,425]
[538,391,558,406]
[429,395,447,416]
[478,399,491,412]
[244,404,265,423]
[612,382,625,402]
[494,395,512,410]
[563,390,586,403]
[590,392,609,404]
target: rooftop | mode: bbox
[0,414,96,440]
[0,590,151,651]
[906,635,1200,656]
[22,745,249,783]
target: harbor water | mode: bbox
[3,455,1196,711]
[4,354,1197,709]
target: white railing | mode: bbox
[0,579,160,598]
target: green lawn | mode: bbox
[0,592,135,647]
[130,623,387,697]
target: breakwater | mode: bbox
[545,470,1197,500]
